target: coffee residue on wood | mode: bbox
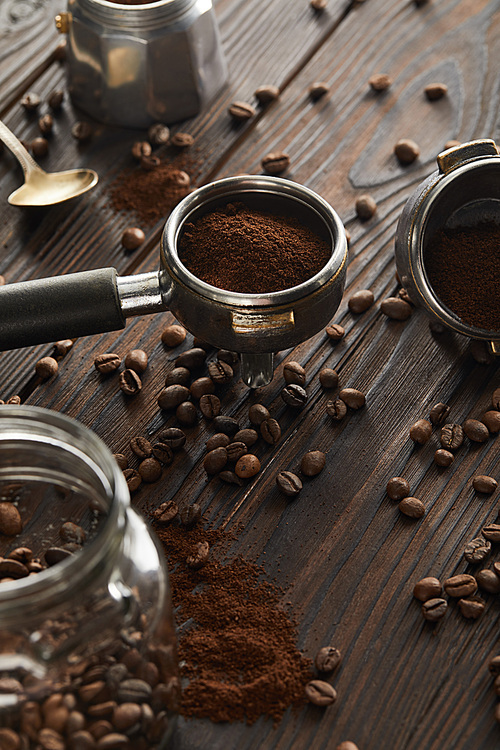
[152,518,313,725]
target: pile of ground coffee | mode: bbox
[424,221,500,331]
[178,202,331,293]
[152,518,313,724]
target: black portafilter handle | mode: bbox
[0,268,129,350]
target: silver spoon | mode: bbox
[0,120,98,207]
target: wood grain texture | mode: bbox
[0,0,499,748]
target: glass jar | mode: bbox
[0,405,178,749]
[56,0,228,128]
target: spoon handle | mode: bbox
[0,119,42,177]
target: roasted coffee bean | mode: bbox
[130,436,153,459]
[409,419,432,444]
[424,82,448,100]
[0,728,24,749]
[261,151,290,174]
[0,503,22,536]
[157,385,190,410]
[472,475,497,494]
[148,122,170,145]
[186,541,210,570]
[355,194,377,221]
[482,524,500,542]
[131,140,152,161]
[171,132,194,148]
[138,458,162,483]
[429,402,450,425]
[171,169,191,188]
[276,471,303,498]
[31,137,49,157]
[38,113,54,135]
[158,427,186,450]
[326,400,347,425]
[21,91,41,110]
[458,596,485,619]
[35,356,58,379]
[492,387,500,410]
[464,537,491,564]
[305,680,337,706]
[463,418,489,443]
[440,423,464,450]
[398,287,413,305]
[190,377,215,399]
[339,388,365,409]
[217,349,239,366]
[475,569,500,594]
[254,84,280,104]
[121,228,145,251]
[482,410,500,433]
[444,574,477,598]
[153,500,178,524]
[490,656,500,677]
[314,646,341,673]
[207,359,233,384]
[380,297,412,320]
[60,521,86,545]
[399,497,425,519]
[319,368,339,389]
[7,546,32,564]
[199,394,221,419]
[141,154,160,171]
[235,454,261,479]
[283,361,306,386]
[260,418,281,445]
[326,323,345,341]
[228,101,256,121]
[309,81,330,100]
[206,433,230,452]
[179,503,201,527]
[336,743,359,750]
[422,598,447,622]
[54,338,73,356]
[149,442,173,466]
[0,559,29,579]
[38,728,66,749]
[413,577,442,601]
[72,121,93,141]
[310,0,327,10]
[434,449,454,467]
[175,348,207,370]
[117,679,152,704]
[6,395,21,405]
[165,367,191,387]
[176,401,197,427]
[301,450,326,477]
[112,702,142,731]
[114,453,128,469]
[119,369,142,396]
[233,428,258,447]
[123,469,141,493]
[348,289,374,313]
[368,72,392,91]
[218,470,244,486]
[212,415,240,436]
[249,404,270,426]
[281,383,308,408]
[226,442,248,462]
[45,546,73,566]
[386,476,410,501]
[95,352,122,374]
[394,138,420,164]
[161,325,186,347]
[204,447,228,475]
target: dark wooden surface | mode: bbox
[1,0,500,748]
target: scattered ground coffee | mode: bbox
[425,222,500,331]
[178,202,331,293]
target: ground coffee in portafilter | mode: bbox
[424,221,500,331]
[178,202,331,294]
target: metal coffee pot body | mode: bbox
[0,176,348,387]
[56,0,228,128]
[395,138,500,354]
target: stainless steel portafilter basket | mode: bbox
[395,138,500,355]
[0,176,348,387]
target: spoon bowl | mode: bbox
[0,120,98,207]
